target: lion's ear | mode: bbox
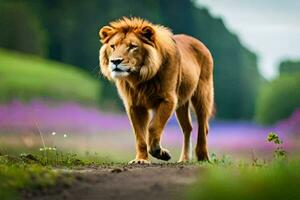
[140,26,155,43]
[99,26,114,43]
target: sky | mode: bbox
[195,0,300,79]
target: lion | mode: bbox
[99,17,214,164]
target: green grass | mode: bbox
[188,133,298,200]
[0,149,111,200]
[0,48,101,104]
[188,159,300,200]
[0,156,59,200]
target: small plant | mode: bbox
[250,149,263,167]
[267,132,286,159]
[267,132,282,144]
[210,153,218,163]
[31,121,85,166]
[210,153,233,166]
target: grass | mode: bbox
[0,159,58,200]
[188,159,300,200]
[0,132,299,200]
[0,149,111,200]
[188,133,299,200]
[0,48,101,104]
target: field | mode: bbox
[1,145,300,200]
[1,101,300,200]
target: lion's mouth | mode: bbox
[113,67,131,73]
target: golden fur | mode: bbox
[99,17,214,163]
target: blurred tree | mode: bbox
[239,48,262,119]
[279,60,300,74]
[0,1,47,56]
[255,72,300,125]
[159,0,196,35]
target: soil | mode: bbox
[22,163,202,200]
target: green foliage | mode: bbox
[0,149,110,199]
[210,153,233,166]
[255,72,300,124]
[279,60,300,74]
[0,1,47,56]
[0,49,101,104]
[267,132,282,144]
[267,132,286,159]
[0,157,59,200]
[188,160,300,200]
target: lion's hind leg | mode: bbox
[191,81,213,161]
[176,101,193,162]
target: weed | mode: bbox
[209,153,233,166]
[267,132,287,159]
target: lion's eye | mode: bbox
[110,44,115,50]
[129,44,138,50]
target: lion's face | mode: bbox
[103,32,144,79]
[99,19,162,81]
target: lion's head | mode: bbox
[99,17,174,82]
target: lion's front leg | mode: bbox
[127,106,150,164]
[148,98,176,161]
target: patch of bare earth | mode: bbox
[23,163,202,200]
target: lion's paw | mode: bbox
[128,159,151,165]
[196,149,210,162]
[149,147,171,161]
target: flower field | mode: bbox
[0,100,299,161]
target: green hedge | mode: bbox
[0,49,101,104]
[255,73,300,124]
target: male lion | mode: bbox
[99,17,214,164]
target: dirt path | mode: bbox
[23,164,201,200]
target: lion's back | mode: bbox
[173,34,213,72]
[173,34,214,106]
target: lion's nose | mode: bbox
[110,58,124,66]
